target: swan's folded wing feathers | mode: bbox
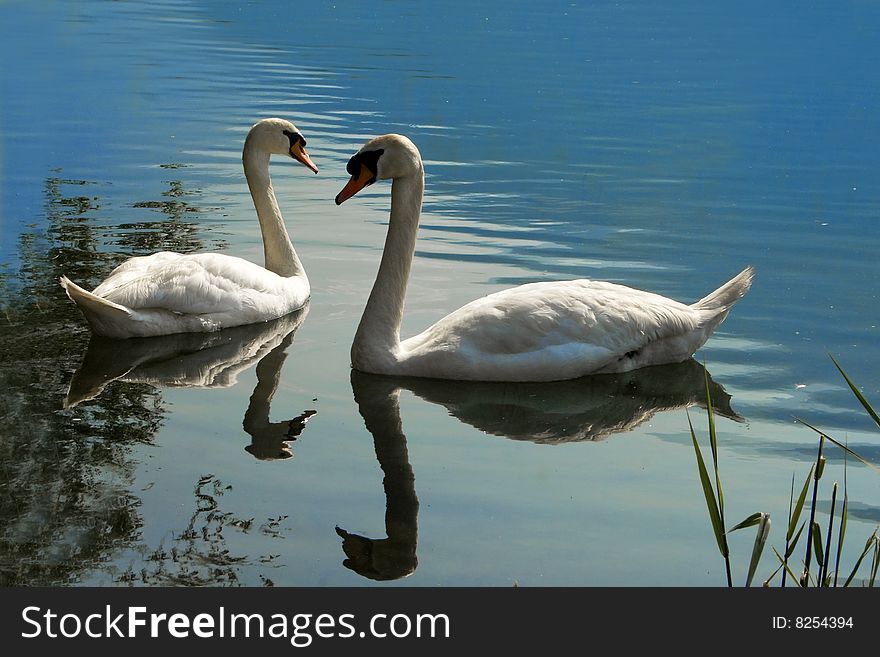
[412,279,698,357]
[94,253,289,316]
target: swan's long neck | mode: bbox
[353,170,424,364]
[243,145,306,279]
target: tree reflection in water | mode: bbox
[58,310,313,584]
[0,169,295,585]
[123,473,293,587]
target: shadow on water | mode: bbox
[65,307,315,460]
[339,360,740,581]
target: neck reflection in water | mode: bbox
[338,371,420,581]
[341,359,740,580]
[64,306,315,460]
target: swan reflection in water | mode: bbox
[338,359,741,580]
[392,357,742,444]
[337,371,419,581]
[64,307,315,460]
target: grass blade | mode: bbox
[786,521,806,558]
[729,512,764,533]
[870,541,879,587]
[834,493,848,588]
[821,482,837,586]
[772,546,803,587]
[783,473,796,588]
[830,355,880,429]
[746,513,771,587]
[801,437,825,585]
[843,529,879,587]
[794,418,880,473]
[763,563,783,587]
[687,412,727,559]
[703,371,724,515]
[812,521,825,572]
[788,466,814,541]
[834,445,849,588]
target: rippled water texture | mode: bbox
[1,1,878,586]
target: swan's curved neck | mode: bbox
[353,169,424,364]
[243,145,306,279]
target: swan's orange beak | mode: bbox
[335,165,374,205]
[290,141,319,174]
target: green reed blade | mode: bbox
[794,418,880,473]
[788,465,814,541]
[729,512,763,533]
[746,513,771,588]
[843,530,879,587]
[688,412,727,558]
[783,473,795,588]
[834,493,848,588]
[772,546,803,587]
[802,436,825,585]
[833,446,849,587]
[870,540,879,587]
[703,370,723,514]
[812,521,825,570]
[763,563,783,587]
[786,521,806,559]
[830,355,880,429]
[821,482,837,586]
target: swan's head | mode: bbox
[335,134,422,205]
[245,118,318,173]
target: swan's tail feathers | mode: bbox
[692,266,754,312]
[60,276,131,329]
[691,266,754,333]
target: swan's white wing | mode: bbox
[93,252,303,316]
[400,279,703,380]
[408,280,699,354]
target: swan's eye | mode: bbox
[283,129,304,147]
[347,149,384,178]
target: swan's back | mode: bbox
[94,252,306,316]
[391,268,753,381]
[411,279,694,352]
[63,251,310,338]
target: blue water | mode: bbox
[1,0,878,586]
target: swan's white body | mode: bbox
[336,134,753,382]
[61,118,317,339]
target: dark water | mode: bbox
[1,0,878,586]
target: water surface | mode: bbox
[1,0,878,586]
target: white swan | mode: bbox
[60,117,318,339]
[335,133,754,382]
